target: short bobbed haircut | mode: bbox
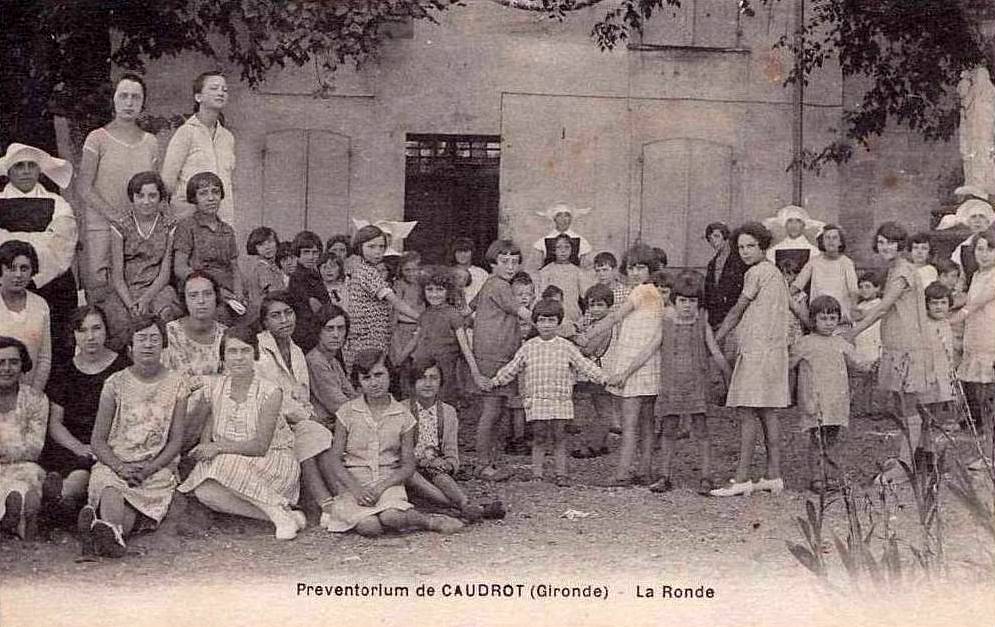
[127,314,168,349]
[351,225,387,257]
[0,240,39,276]
[531,297,565,324]
[816,224,847,253]
[808,294,841,324]
[620,243,663,275]
[186,171,225,204]
[873,222,910,253]
[731,221,774,251]
[220,324,260,361]
[0,335,32,373]
[246,227,278,256]
[350,348,391,389]
[671,270,705,300]
[126,171,168,204]
[483,239,522,265]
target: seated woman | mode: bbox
[172,172,245,323]
[104,171,181,349]
[0,240,51,391]
[306,304,358,425]
[161,271,226,448]
[0,336,59,540]
[324,349,463,536]
[41,306,128,521]
[178,326,305,540]
[404,357,504,521]
[79,316,190,558]
[104,172,180,350]
[256,292,339,528]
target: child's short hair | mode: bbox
[816,224,847,252]
[858,269,884,288]
[808,295,841,323]
[185,171,225,204]
[0,240,39,276]
[731,221,774,251]
[652,247,669,268]
[531,297,564,324]
[483,239,522,265]
[292,230,323,257]
[583,283,614,309]
[447,236,475,264]
[671,270,704,300]
[976,226,995,251]
[873,221,910,253]
[0,335,32,373]
[933,258,961,277]
[648,270,672,290]
[620,243,664,275]
[246,227,278,256]
[325,233,351,253]
[510,271,533,287]
[909,231,933,254]
[593,251,618,268]
[317,251,345,280]
[127,171,168,203]
[220,324,261,361]
[704,222,731,241]
[410,355,443,387]
[351,225,387,257]
[276,242,295,267]
[350,349,392,389]
[422,266,455,291]
[924,281,952,305]
[541,284,564,300]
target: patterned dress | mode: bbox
[178,376,299,507]
[0,386,48,523]
[726,260,791,408]
[604,283,664,397]
[87,369,190,523]
[491,336,605,422]
[161,319,227,381]
[346,260,394,356]
[324,396,416,533]
[877,257,932,394]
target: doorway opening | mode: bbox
[404,134,500,266]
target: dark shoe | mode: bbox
[570,446,600,459]
[649,477,673,493]
[460,503,484,522]
[696,478,715,496]
[1,491,22,534]
[77,505,97,557]
[481,501,506,520]
[91,519,127,558]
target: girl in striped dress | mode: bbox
[179,325,304,540]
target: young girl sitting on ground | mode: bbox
[80,316,190,557]
[484,298,606,485]
[789,296,873,494]
[404,357,505,520]
[324,349,463,536]
[610,271,731,494]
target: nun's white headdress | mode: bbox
[535,202,591,221]
[352,219,418,256]
[0,143,74,189]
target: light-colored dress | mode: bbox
[916,264,939,292]
[537,262,593,323]
[256,331,333,461]
[605,283,664,397]
[161,115,236,224]
[324,396,415,533]
[178,376,299,507]
[920,318,956,404]
[0,292,51,390]
[0,386,48,522]
[877,257,932,394]
[161,319,226,381]
[87,369,189,523]
[793,254,859,321]
[726,260,791,408]
[791,334,871,430]
[957,266,995,383]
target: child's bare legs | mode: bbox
[301,456,335,511]
[354,515,384,537]
[807,426,843,486]
[63,469,90,503]
[615,396,642,480]
[512,408,526,443]
[531,422,548,479]
[193,480,268,521]
[406,471,454,507]
[656,415,680,480]
[378,508,463,534]
[894,391,923,466]
[636,400,656,479]
[98,487,137,535]
[690,414,711,480]
[757,408,782,480]
[551,421,568,478]
[476,395,505,470]
[594,393,620,449]
[963,382,995,463]
[733,408,760,483]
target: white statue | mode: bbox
[957,65,995,198]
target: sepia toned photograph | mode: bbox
[1,1,994,624]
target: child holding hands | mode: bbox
[482,298,606,485]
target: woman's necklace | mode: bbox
[133,213,159,240]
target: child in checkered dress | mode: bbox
[484,298,606,484]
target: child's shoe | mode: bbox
[273,507,300,540]
[709,479,754,497]
[481,501,506,520]
[291,509,307,532]
[77,505,97,557]
[1,490,22,534]
[91,519,127,558]
[648,477,673,493]
[460,503,484,522]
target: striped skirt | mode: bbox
[178,447,300,508]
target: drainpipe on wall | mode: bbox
[792,0,805,205]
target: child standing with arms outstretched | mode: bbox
[791,224,859,327]
[483,298,606,485]
[610,271,730,493]
[712,222,799,497]
[469,240,533,481]
[577,244,667,486]
[790,296,874,494]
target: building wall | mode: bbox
[138,0,851,268]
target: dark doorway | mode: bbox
[404,134,500,266]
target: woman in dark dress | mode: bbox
[41,305,128,518]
